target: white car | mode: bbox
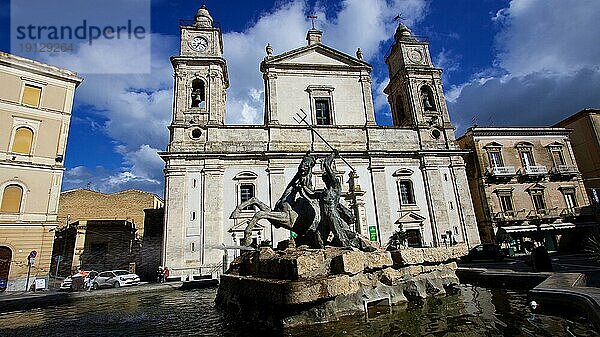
[92,270,140,289]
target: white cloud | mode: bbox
[449,0,600,134]
[36,34,177,195]
[47,1,431,194]
[223,0,428,124]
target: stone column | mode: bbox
[368,163,391,244]
[359,74,376,126]
[71,220,87,270]
[202,160,224,266]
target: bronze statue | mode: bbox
[231,151,373,251]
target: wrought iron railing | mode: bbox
[520,165,548,176]
[551,165,579,175]
[487,166,517,177]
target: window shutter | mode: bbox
[22,85,42,107]
[1,185,23,213]
[12,127,34,154]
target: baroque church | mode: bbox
[160,5,481,278]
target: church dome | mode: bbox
[195,4,213,27]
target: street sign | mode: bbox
[28,250,37,259]
[369,226,378,242]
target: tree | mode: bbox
[387,225,407,251]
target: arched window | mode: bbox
[12,127,34,154]
[397,180,416,206]
[190,79,206,108]
[1,185,23,213]
[420,86,436,111]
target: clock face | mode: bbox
[407,48,424,64]
[189,36,208,52]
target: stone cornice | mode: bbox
[466,127,572,138]
[158,149,468,161]
[0,52,83,86]
[260,43,371,73]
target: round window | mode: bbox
[190,128,202,139]
[431,129,441,139]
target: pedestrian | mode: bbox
[163,266,170,282]
[86,270,98,291]
[157,266,164,283]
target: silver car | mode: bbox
[92,270,140,289]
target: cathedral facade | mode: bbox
[160,6,480,278]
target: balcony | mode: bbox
[551,165,579,177]
[520,165,548,177]
[527,207,560,221]
[560,207,582,218]
[493,209,527,222]
[486,166,517,178]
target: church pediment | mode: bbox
[263,44,370,69]
[395,212,426,224]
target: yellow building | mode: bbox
[0,52,82,291]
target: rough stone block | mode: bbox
[379,267,403,286]
[331,251,365,275]
[364,251,393,270]
[295,250,326,278]
[390,248,425,266]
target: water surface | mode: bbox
[0,285,596,336]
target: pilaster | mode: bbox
[202,161,224,266]
[264,72,279,125]
[449,158,481,247]
[71,220,87,270]
[359,74,376,126]
[368,163,391,243]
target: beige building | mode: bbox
[554,108,600,209]
[457,127,595,251]
[0,52,82,291]
[160,6,480,280]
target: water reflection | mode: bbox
[0,285,596,337]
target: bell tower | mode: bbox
[384,23,456,149]
[170,4,229,135]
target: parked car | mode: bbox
[92,270,140,289]
[462,244,505,262]
[59,273,86,291]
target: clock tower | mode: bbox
[170,4,229,140]
[384,23,456,150]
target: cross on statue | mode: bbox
[307,15,318,29]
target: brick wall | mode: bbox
[58,189,163,235]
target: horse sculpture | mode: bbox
[230,153,321,247]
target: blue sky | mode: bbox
[2,0,600,197]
